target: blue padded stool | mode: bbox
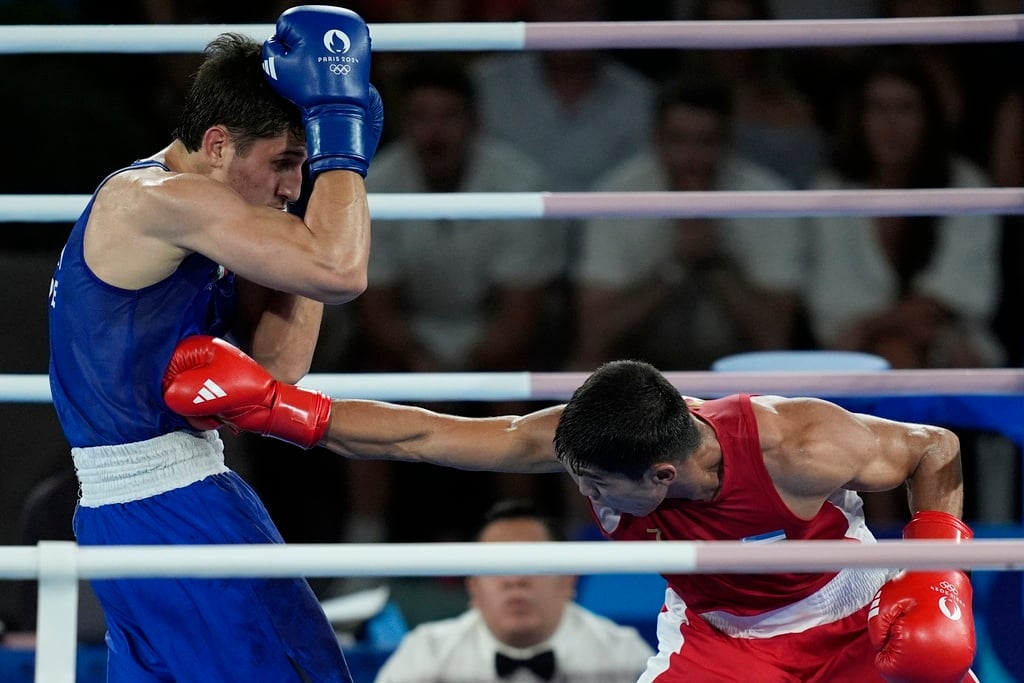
[711,350,890,373]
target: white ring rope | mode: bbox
[8,539,1023,683]
[3,188,1023,223]
[2,539,1023,580]
[0,15,1021,54]
[2,369,1022,403]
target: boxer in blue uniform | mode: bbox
[47,6,383,681]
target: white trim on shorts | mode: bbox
[698,567,895,638]
[73,430,229,507]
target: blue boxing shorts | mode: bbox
[72,432,351,683]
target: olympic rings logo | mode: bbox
[329,64,351,75]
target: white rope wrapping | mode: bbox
[2,369,1022,403]
[34,542,79,683]
[3,188,1023,223]
[8,537,1023,683]
[2,539,1022,580]
[0,15,1021,54]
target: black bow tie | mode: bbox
[495,650,556,680]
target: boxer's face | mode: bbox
[217,130,306,210]
[571,466,671,517]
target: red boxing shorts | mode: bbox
[640,586,886,683]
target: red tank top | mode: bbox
[592,394,863,617]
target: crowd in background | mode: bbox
[1,0,1022,620]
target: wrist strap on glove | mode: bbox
[305,104,372,177]
[904,511,973,541]
[267,384,332,449]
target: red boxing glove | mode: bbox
[162,336,332,449]
[868,511,976,683]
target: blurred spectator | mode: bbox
[349,0,533,151]
[337,59,565,550]
[679,0,826,188]
[602,3,679,83]
[880,0,1014,169]
[672,0,877,18]
[470,0,657,365]
[373,499,654,683]
[673,1,874,143]
[987,89,1023,191]
[804,50,1006,526]
[991,87,1023,368]
[471,0,656,195]
[357,59,562,376]
[569,77,808,372]
[471,0,657,519]
[984,82,1024,526]
[349,0,530,22]
[804,50,1003,371]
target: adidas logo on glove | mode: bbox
[262,57,277,80]
[192,379,227,405]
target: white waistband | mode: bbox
[691,566,898,639]
[73,430,229,507]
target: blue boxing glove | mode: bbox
[262,5,383,177]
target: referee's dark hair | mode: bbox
[473,498,567,542]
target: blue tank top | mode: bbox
[48,161,237,447]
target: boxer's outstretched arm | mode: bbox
[163,335,562,472]
[322,400,563,473]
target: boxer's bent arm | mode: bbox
[834,411,963,517]
[140,170,370,304]
[299,170,371,302]
[758,397,963,516]
[321,401,565,473]
[900,425,963,517]
[232,279,324,383]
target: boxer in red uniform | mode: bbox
[163,337,978,682]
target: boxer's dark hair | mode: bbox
[174,33,303,154]
[555,360,700,481]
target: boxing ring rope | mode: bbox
[3,539,1024,683]
[1,15,1022,53]
[8,539,1024,581]
[3,188,1024,223]
[4,13,1024,683]
[2,368,1024,404]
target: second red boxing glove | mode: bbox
[868,511,976,683]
